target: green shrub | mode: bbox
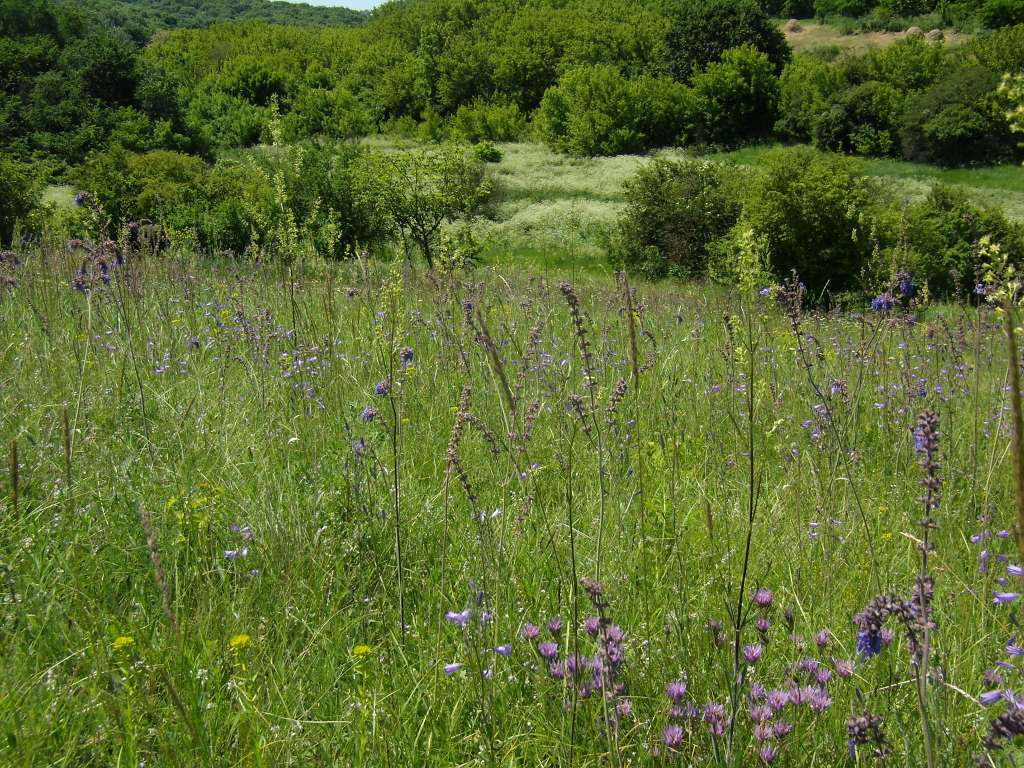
[352,144,490,267]
[186,89,269,150]
[776,54,847,142]
[967,24,1024,73]
[0,156,40,245]
[472,141,503,163]
[762,0,816,18]
[814,80,904,156]
[863,36,949,91]
[450,99,526,143]
[738,146,889,294]
[882,184,1024,295]
[666,0,790,81]
[281,87,371,141]
[814,0,875,18]
[877,0,934,16]
[690,46,779,146]
[980,0,1024,27]
[535,65,690,156]
[610,158,740,279]
[900,65,1017,165]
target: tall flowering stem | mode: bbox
[981,238,1024,564]
[914,410,940,768]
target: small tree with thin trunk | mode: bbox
[356,145,490,267]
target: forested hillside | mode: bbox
[71,0,368,35]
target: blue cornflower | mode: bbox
[897,273,916,298]
[871,293,896,312]
[857,630,883,659]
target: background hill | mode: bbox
[60,0,368,40]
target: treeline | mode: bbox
[136,0,1024,164]
[4,0,1024,176]
[0,0,363,172]
[69,0,367,34]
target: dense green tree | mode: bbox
[536,65,691,156]
[814,80,904,156]
[610,158,740,278]
[739,146,888,293]
[0,156,40,245]
[900,65,1018,165]
[776,54,847,141]
[665,0,790,81]
[689,45,779,146]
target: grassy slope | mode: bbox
[782,22,971,54]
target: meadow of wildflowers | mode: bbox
[2,238,1024,766]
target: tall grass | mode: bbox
[0,241,1022,765]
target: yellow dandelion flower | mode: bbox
[353,644,372,658]
[112,635,135,652]
[229,634,251,651]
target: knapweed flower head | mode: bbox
[666,680,688,703]
[743,643,764,664]
[547,617,563,636]
[663,724,685,750]
[538,641,558,660]
[752,588,774,609]
[758,744,779,764]
[521,623,540,641]
[704,702,726,736]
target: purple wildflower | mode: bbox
[666,681,688,703]
[538,641,558,660]
[445,609,471,627]
[663,724,685,750]
[743,644,764,665]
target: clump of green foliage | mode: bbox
[609,158,740,279]
[666,0,791,80]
